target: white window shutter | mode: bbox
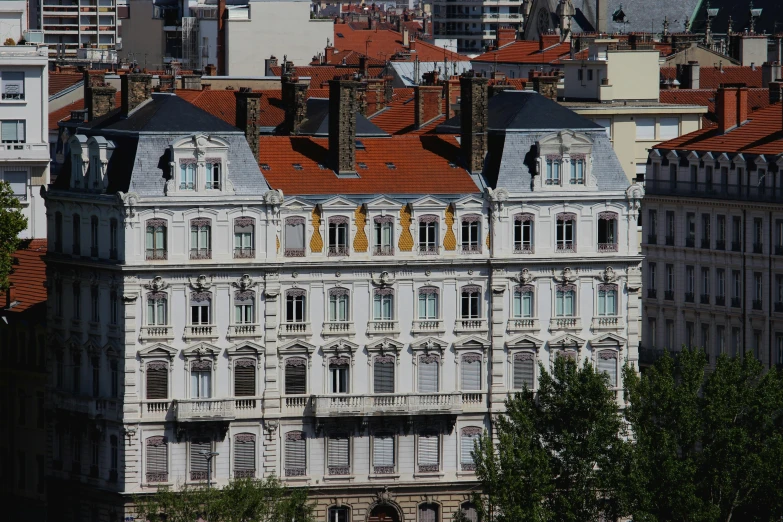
[373,359,394,393]
[284,435,306,476]
[418,359,439,393]
[461,355,481,390]
[418,434,439,470]
[513,355,535,389]
[190,440,211,479]
[234,434,255,477]
[373,435,394,469]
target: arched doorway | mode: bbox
[368,505,399,522]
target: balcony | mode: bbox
[412,319,445,334]
[686,237,695,247]
[555,242,575,253]
[373,245,394,256]
[461,244,482,254]
[227,323,260,340]
[752,299,763,310]
[716,240,725,250]
[327,245,348,257]
[234,397,263,419]
[190,248,212,260]
[701,239,711,249]
[322,321,355,336]
[0,142,50,162]
[598,242,618,252]
[549,317,582,331]
[367,320,399,335]
[665,235,675,246]
[183,324,218,341]
[418,245,439,256]
[174,399,236,422]
[284,248,305,258]
[51,392,120,421]
[753,243,763,254]
[731,241,741,252]
[146,249,167,261]
[716,296,725,306]
[233,248,255,259]
[139,325,173,342]
[281,396,311,416]
[311,391,486,417]
[731,297,741,308]
[454,318,488,333]
[139,399,173,421]
[506,317,539,333]
[645,179,783,203]
[647,289,657,299]
[279,321,312,337]
[700,294,710,304]
[647,234,657,245]
[591,315,622,331]
[684,292,695,303]
[513,244,534,254]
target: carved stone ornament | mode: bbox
[597,266,618,284]
[122,293,138,303]
[553,267,578,284]
[189,274,213,291]
[371,271,395,288]
[265,420,279,435]
[144,276,170,293]
[232,274,256,291]
[375,486,396,506]
[263,189,284,206]
[512,268,534,285]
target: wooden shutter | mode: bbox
[146,364,168,399]
[234,360,255,397]
[327,436,349,470]
[418,434,439,470]
[190,440,211,480]
[598,352,617,387]
[373,358,394,393]
[285,361,306,394]
[145,437,167,482]
[373,435,394,468]
[234,434,255,478]
[418,504,438,522]
[461,354,481,390]
[284,433,306,476]
[418,357,439,393]
[513,354,535,390]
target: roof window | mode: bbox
[292,163,304,171]
[358,162,368,170]
[260,163,271,171]
[386,162,396,170]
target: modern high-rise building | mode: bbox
[38,0,120,61]
[431,0,524,54]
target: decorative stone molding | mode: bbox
[143,276,169,293]
[232,274,256,292]
[188,274,213,292]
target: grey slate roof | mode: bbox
[568,0,701,35]
[298,98,389,137]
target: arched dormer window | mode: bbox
[180,159,196,190]
[537,131,594,190]
[170,134,229,195]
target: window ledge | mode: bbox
[322,474,355,482]
[454,318,488,334]
[183,324,219,341]
[413,471,445,479]
[139,325,175,343]
[590,316,623,331]
[227,323,261,340]
[368,473,400,480]
[411,320,445,335]
[366,320,399,336]
[282,475,311,484]
[322,322,355,337]
[507,318,540,333]
[456,471,478,478]
[278,322,312,338]
[549,317,583,332]
[141,482,173,488]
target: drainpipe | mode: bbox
[742,208,747,358]
[769,207,773,368]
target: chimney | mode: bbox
[414,84,442,128]
[490,83,514,97]
[89,84,117,121]
[325,44,335,63]
[364,78,386,113]
[715,84,749,134]
[769,81,783,104]
[158,75,175,92]
[402,26,410,47]
[496,26,516,48]
[328,79,360,175]
[532,74,558,101]
[83,70,106,114]
[121,73,152,116]
[444,76,460,119]
[383,76,393,105]
[235,87,262,162]
[281,74,308,134]
[204,64,217,76]
[217,0,227,75]
[422,70,439,85]
[762,61,782,88]
[359,56,368,78]
[264,56,278,76]
[182,74,202,90]
[686,60,700,89]
[459,74,489,174]
[596,0,607,33]
[540,34,560,50]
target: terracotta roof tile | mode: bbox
[333,25,468,62]
[660,66,764,89]
[472,40,571,65]
[7,239,47,314]
[49,72,83,98]
[258,135,480,195]
[659,88,770,120]
[48,91,122,131]
[270,65,382,87]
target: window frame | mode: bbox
[189,218,212,260]
[145,219,167,261]
[460,214,482,253]
[513,213,534,253]
[373,215,394,256]
[233,217,255,258]
[555,213,576,252]
[418,215,440,254]
[327,216,350,256]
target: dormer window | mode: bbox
[546,156,561,185]
[180,160,196,190]
[171,135,230,195]
[570,155,585,184]
[206,159,221,190]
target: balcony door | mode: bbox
[368,505,399,522]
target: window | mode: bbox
[373,288,394,321]
[233,217,254,258]
[72,214,81,255]
[659,117,679,139]
[776,221,783,255]
[417,433,439,472]
[1,120,25,143]
[705,166,714,191]
[666,320,674,349]
[72,283,81,320]
[598,212,618,251]
[327,435,350,475]
[690,165,697,189]
[732,270,741,303]
[717,269,725,300]
[90,435,100,475]
[669,164,678,189]
[545,157,561,184]
[418,287,439,320]
[647,209,657,243]
[55,212,63,252]
[145,436,168,483]
[777,335,783,366]
[636,118,654,139]
[754,272,763,309]
[753,218,763,252]
[145,219,167,260]
[732,216,742,251]
[685,266,695,301]
[71,435,81,472]
[461,502,478,522]
[701,323,710,352]
[284,358,307,394]
[89,216,99,257]
[3,171,25,200]
[179,161,196,190]
[328,288,349,322]
[328,357,349,394]
[190,291,211,325]
[230,357,257,398]
[513,286,534,318]
[648,262,657,294]
[373,216,394,255]
[731,327,741,357]
[598,351,618,387]
[55,352,63,388]
[461,353,482,390]
[666,211,675,245]
[328,507,349,522]
[189,440,212,481]
[418,354,439,393]
[373,434,394,474]
[701,214,710,248]
[1,72,24,100]
[686,213,695,246]
[145,362,168,400]
[460,285,481,319]
[328,217,349,256]
[461,215,481,253]
[587,69,593,81]
[717,326,726,355]
[190,218,212,259]
[513,352,535,389]
[418,215,439,254]
[578,68,583,81]
[648,318,657,348]
[284,431,306,476]
[686,321,695,348]
[569,156,586,184]
[555,284,576,316]
[717,215,726,249]
[205,161,220,190]
[90,287,99,322]
[110,360,118,398]
[373,355,394,393]
[234,290,254,325]
[597,284,618,316]
[513,213,534,253]
[461,427,481,471]
[91,357,100,397]
[556,213,575,252]
[190,359,212,399]
[234,434,255,478]
[284,216,306,257]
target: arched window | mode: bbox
[461,427,482,471]
[233,433,255,478]
[598,211,618,252]
[284,431,306,476]
[373,433,395,474]
[234,289,255,325]
[461,353,482,391]
[145,436,168,483]
[328,288,350,322]
[373,215,394,255]
[190,290,212,325]
[284,357,307,395]
[190,218,212,259]
[418,214,439,254]
[190,360,212,399]
[460,285,481,319]
[513,352,535,390]
[461,214,481,253]
[513,285,534,318]
[90,216,99,257]
[145,219,167,260]
[556,212,576,252]
[327,433,350,475]
[233,217,254,258]
[418,286,439,320]
[72,213,81,255]
[328,356,349,394]
[597,284,618,316]
[555,284,576,317]
[417,433,439,473]
[373,355,394,393]
[285,289,306,323]
[234,358,256,397]
[373,288,394,321]
[598,350,618,387]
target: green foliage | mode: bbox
[133,477,314,522]
[3,38,15,46]
[0,181,27,291]
[473,356,629,522]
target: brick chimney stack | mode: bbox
[121,73,152,116]
[715,84,749,134]
[769,81,783,104]
[235,87,262,162]
[459,74,489,174]
[328,79,360,175]
[414,84,442,129]
[281,73,308,134]
[444,76,460,119]
[531,72,559,101]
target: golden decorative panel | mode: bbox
[310,206,323,252]
[398,204,413,251]
[353,205,368,252]
[443,203,456,251]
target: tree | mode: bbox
[0,181,27,290]
[473,355,630,522]
[133,477,314,522]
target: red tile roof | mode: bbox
[48,91,122,131]
[472,40,571,65]
[49,72,83,98]
[258,135,480,195]
[368,94,445,135]
[660,66,764,89]
[654,102,783,155]
[7,239,47,314]
[270,65,381,88]
[333,24,468,63]
[660,88,770,117]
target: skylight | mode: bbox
[260,163,271,170]
[386,162,396,170]
[358,162,368,169]
[292,163,304,171]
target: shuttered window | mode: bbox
[190,440,211,481]
[284,432,306,476]
[373,434,394,473]
[461,503,478,522]
[417,433,439,472]
[419,503,438,522]
[461,354,481,390]
[234,434,255,478]
[285,358,306,394]
[373,357,394,393]
[513,353,535,390]
[234,359,255,397]
[598,351,618,387]
[146,363,168,399]
[327,436,350,475]
[461,427,481,470]
[418,356,439,393]
[145,437,167,483]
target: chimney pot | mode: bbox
[88,85,117,121]
[770,81,783,104]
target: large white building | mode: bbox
[41,73,642,521]
[0,43,49,239]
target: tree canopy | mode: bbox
[0,181,28,291]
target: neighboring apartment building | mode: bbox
[431,0,524,54]
[1,43,50,239]
[39,0,120,60]
[41,73,642,521]
[0,0,28,43]
[642,85,783,370]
